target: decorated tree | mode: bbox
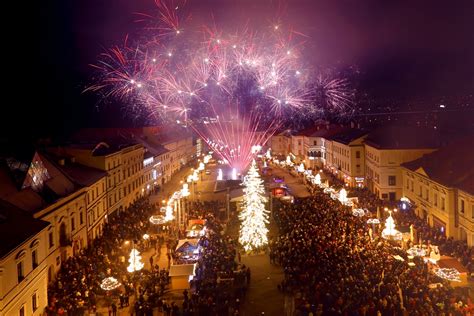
[127,248,144,272]
[239,160,269,252]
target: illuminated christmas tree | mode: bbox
[127,248,144,272]
[239,160,269,252]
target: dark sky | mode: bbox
[4,0,473,140]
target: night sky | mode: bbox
[4,0,473,141]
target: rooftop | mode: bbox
[169,263,196,277]
[365,126,441,149]
[0,199,49,258]
[0,151,78,213]
[328,129,369,145]
[402,136,474,194]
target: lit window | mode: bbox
[388,176,396,186]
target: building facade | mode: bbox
[364,126,439,201]
[0,200,50,316]
[270,132,291,157]
[401,137,474,245]
[325,130,367,187]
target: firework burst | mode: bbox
[88,0,354,170]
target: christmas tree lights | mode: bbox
[239,160,269,252]
[127,248,144,272]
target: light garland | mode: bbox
[127,249,144,273]
[339,188,348,204]
[181,183,190,197]
[407,246,427,257]
[100,277,121,291]
[367,218,380,224]
[149,215,166,225]
[314,173,321,186]
[434,268,461,282]
[239,160,269,252]
[352,208,366,217]
[297,163,305,173]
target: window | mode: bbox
[472,205,474,219]
[32,250,38,269]
[406,178,409,189]
[80,212,84,225]
[434,193,438,206]
[441,197,445,210]
[313,140,317,145]
[32,293,38,312]
[411,181,414,192]
[17,261,24,283]
[19,306,25,316]
[356,151,360,159]
[71,217,75,232]
[425,189,429,201]
[388,176,396,186]
[460,199,465,213]
[48,232,54,248]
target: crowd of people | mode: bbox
[271,186,472,315]
[46,198,160,315]
[182,214,249,315]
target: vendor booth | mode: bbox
[169,263,196,290]
[174,239,200,264]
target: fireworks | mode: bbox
[88,0,354,170]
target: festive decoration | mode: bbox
[181,183,190,197]
[143,234,150,240]
[239,160,269,252]
[381,211,402,241]
[434,268,461,282]
[165,204,174,221]
[407,246,426,257]
[127,249,144,272]
[338,188,348,204]
[265,149,271,160]
[352,208,366,217]
[100,277,121,291]
[198,162,205,171]
[314,173,321,186]
[149,215,166,225]
[367,218,380,224]
[286,155,292,166]
[297,163,305,173]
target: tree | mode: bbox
[239,160,269,252]
[127,248,144,272]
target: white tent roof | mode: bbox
[169,263,196,277]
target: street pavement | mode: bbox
[270,166,311,198]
